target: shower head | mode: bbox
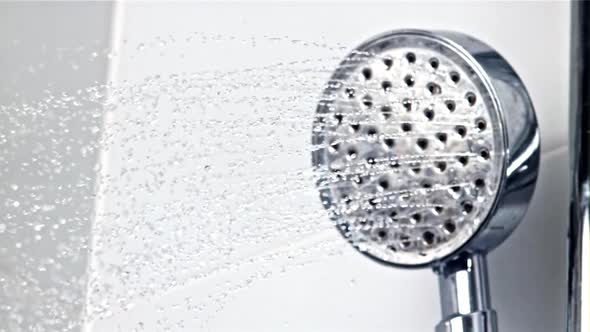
[312,30,539,332]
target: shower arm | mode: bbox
[568,2,590,332]
[435,253,497,332]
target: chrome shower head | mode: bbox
[312,30,539,332]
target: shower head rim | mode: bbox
[312,29,538,268]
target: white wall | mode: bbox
[0,2,113,332]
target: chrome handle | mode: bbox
[435,254,497,332]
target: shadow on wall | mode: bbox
[490,146,568,332]
[0,3,112,331]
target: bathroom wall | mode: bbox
[0,2,113,331]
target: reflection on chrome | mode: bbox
[568,3,590,332]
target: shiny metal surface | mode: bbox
[313,30,539,332]
[436,31,540,257]
[435,254,497,332]
[434,31,539,332]
[568,3,590,332]
[436,311,497,332]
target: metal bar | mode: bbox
[568,2,590,332]
[435,253,497,332]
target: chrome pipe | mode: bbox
[568,2,590,332]
[435,253,497,332]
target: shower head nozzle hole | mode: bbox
[401,123,412,132]
[383,137,395,149]
[429,57,439,69]
[411,213,422,223]
[462,201,474,214]
[362,95,373,108]
[389,210,398,221]
[417,138,429,150]
[476,118,487,132]
[382,81,392,92]
[367,126,378,137]
[435,161,447,172]
[479,148,490,160]
[445,100,456,112]
[443,221,456,234]
[353,175,365,186]
[424,107,435,121]
[350,123,361,133]
[427,82,441,95]
[402,98,412,112]
[475,178,485,188]
[342,194,353,204]
[345,87,355,98]
[404,75,415,87]
[436,132,448,143]
[422,231,435,245]
[362,68,372,80]
[457,156,469,166]
[405,52,416,63]
[334,113,343,124]
[455,125,467,138]
[383,56,393,69]
[450,71,461,83]
[466,92,477,106]
[381,105,392,119]
[347,148,358,160]
[378,178,390,190]
[400,236,412,248]
[329,142,340,153]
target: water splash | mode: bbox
[1,30,352,332]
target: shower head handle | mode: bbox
[435,253,497,332]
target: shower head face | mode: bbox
[312,31,526,267]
